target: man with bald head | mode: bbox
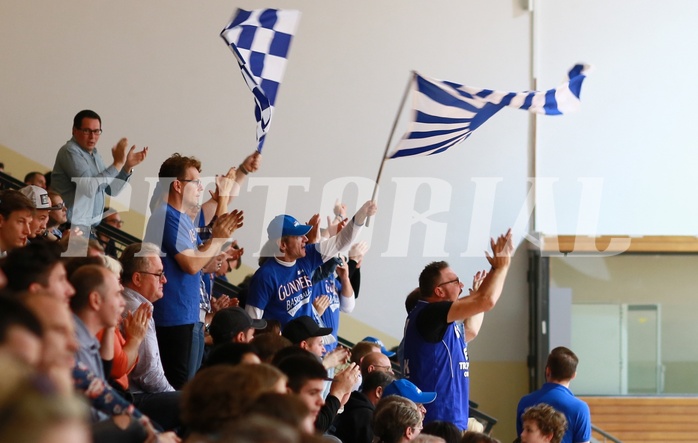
[360,352,394,378]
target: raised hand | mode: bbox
[331,363,360,405]
[312,295,331,317]
[323,345,350,369]
[111,137,129,168]
[211,209,244,239]
[333,199,347,219]
[241,151,262,173]
[354,200,378,225]
[485,228,514,270]
[209,167,237,201]
[469,270,487,295]
[124,145,148,171]
[211,295,232,313]
[349,241,370,266]
[123,302,150,343]
[305,213,321,243]
[335,257,349,279]
[325,215,347,238]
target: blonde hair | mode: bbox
[102,255,122,276]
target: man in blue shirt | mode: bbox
[144,153,243,389]
[403,229,513,430]
[517,347,591,443]
[245,200,377,327]
[52,109,147,229]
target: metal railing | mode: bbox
[591,424,623,443]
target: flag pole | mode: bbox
[366,71,415,227]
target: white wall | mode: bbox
[2,0,540,358]
[534,0,698,236]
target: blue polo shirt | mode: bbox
[517,383,591,443]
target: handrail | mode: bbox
[0,170,29,190]
[591,424,623,443]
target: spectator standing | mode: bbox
[403,230,513,430]
[144,153,242,388]
[51,109,147,228]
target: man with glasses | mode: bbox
[119,242,182,431]
[360,351,394,377]
[51,109,148,229]
[403,229,513,431]
[144,153,243,389]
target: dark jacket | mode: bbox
[330,391,375,443]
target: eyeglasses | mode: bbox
[78,128,103,135]
[373,364,394,373]
[178,178,202,187]
[437,277,460,287]
[138,271,165,280]
[51,202,66,210]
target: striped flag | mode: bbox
[221,9,301,152]
[388,64,590,158]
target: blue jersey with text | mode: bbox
[247,245,323,327]
[403,300,470,430]
[314,276,342,353]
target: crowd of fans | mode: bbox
[0,110,583,443]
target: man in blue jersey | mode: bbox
[245,200,377,326]
[403,229,513,430]
[516,347,591,443]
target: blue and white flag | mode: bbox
[388,64,591,158]
[221,9,300,152]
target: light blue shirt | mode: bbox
[52,137,131,227]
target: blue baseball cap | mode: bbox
[383,379,437,404]
[267,214,312,239]
[362,336,396,357]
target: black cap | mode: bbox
[282,315,332,344]
[209,307,267,345]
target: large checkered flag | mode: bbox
[221,9,300,152]
[387,64,590,158]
